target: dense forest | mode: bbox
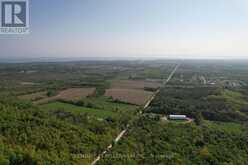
[99,116,248,165]
[0,97,129,165]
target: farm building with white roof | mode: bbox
[169,115,187,120]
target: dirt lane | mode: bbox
[91,63,180,165]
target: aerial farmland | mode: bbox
[1,60,248,165]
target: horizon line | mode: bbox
[1,56,248,64]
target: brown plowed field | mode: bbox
[105,88,154,106]
[111,80,162,90]
[56,88,96,101]
[30,88,96,104]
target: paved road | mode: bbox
[91,63,180,165]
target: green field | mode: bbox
[204,120,245,134]
[40,97,138,119]
[79,96,138,111]
[222,90,248,106]
[40,102,117,118]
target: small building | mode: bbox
[160,116,168,121]
[169,115,187,120]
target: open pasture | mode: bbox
[18,91,48,101]
[40,101,116,118]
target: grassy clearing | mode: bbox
[40,102,116,118]
[204,120,244,134]
[207,89,248,113]
[223,90,248,106]
[40,97,138,119]
[18,91,48,101]
[221,90,248,114]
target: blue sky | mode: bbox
[1,0,248,59]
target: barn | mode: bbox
[169,115,187,120]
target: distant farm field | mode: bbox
[18,91,48,101]
[105,88,154,106]
[111,80,162,90]
[56,88,96,101]
[40,102,116,118]
[34,88,96,104]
